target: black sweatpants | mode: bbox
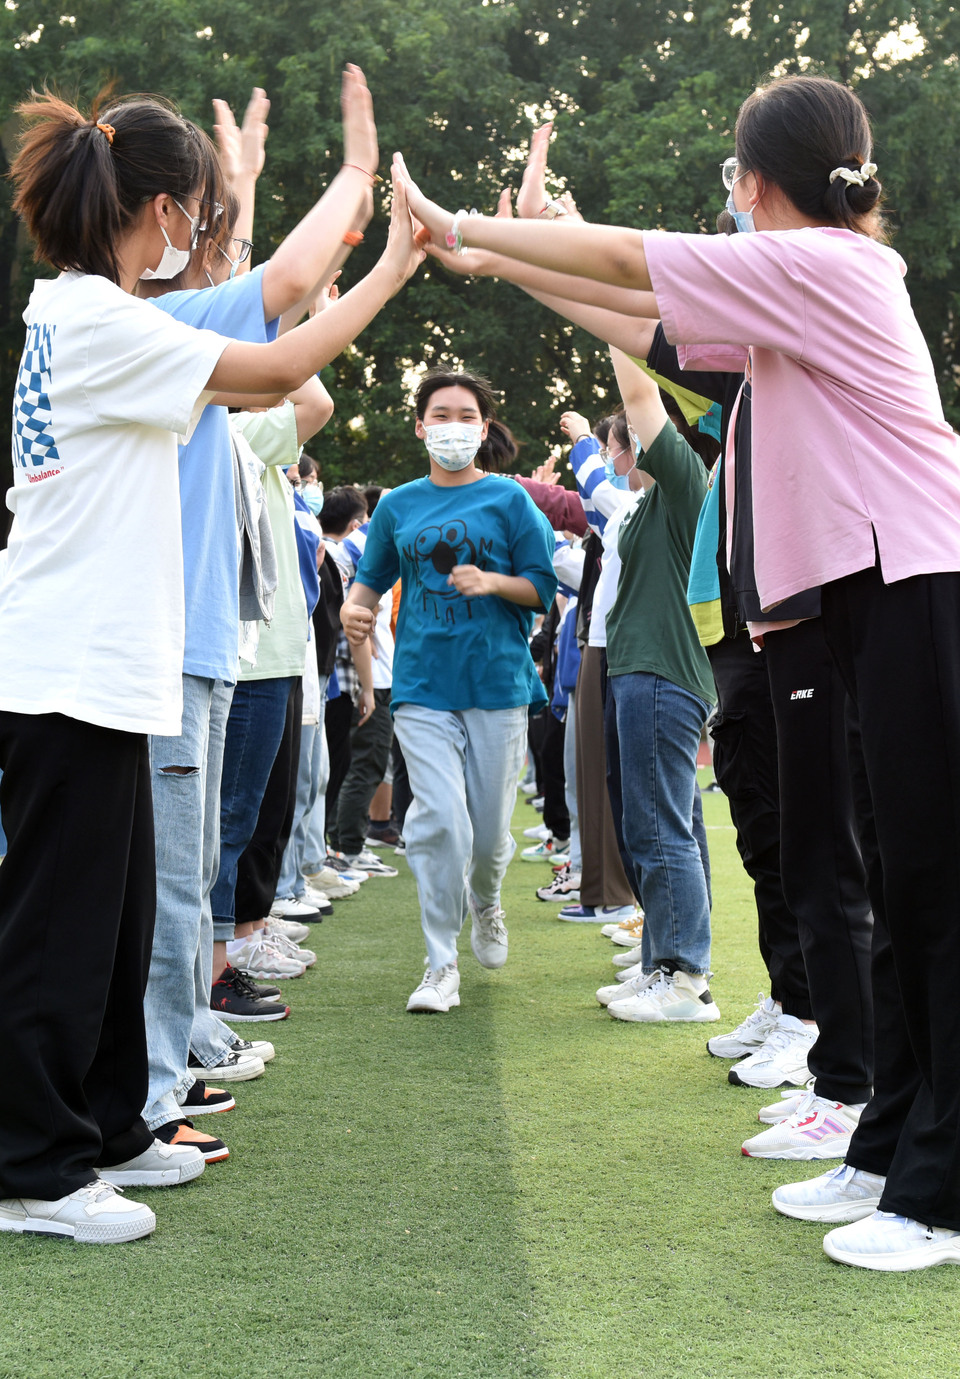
[0,712,155,1198]
[707,634,809,1015]
[328,689,393,857]
[540,709,570,843]
[235,680,303,925]
[823,563,960,1228]
[764,619,874,1105]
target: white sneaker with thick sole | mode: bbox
[607,969,721,1023]
[193,1048,265,1082]
[771,1162,886,1222]
[741,1090,863,1160]
[304,864,363,895]
[229,935,306,980]
[264,915,311,943]
[470,904,508,969]
[262,923,316,968]
[520,838,569,863]
[98,1139,205,1188]
[600,909,644,937]
[523,823,551,841]
[270,896,323,921]
[728,1015,817,1089]
[0,1182,156,1243]
[345,850,399,878]
[597,969,662,1007]
[757,1084,814,1123]
[609,920,646,947]
[406,963,461,1013]
[612,943,645,969]
[823,1211,960,1271]
[707,993,780,1059]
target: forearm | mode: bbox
[526,287,659,358]
[261,166,374,319]
[349,633,375,697]
[610,346,668,450]
[489,573,543,607]
[461,215,652,291]
[229,172,257,277]
[209,262,400,394]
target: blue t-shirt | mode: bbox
[356,474,558,713]
[151,266,277,682]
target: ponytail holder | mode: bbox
[829,161,878,187]
[342,230,364,247]
[96,122,116,145]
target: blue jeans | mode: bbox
[608,671,713,975]
[143,675,235,1130]
[276,676,330,899]
[393,704,528,970]
[211,676,296,941]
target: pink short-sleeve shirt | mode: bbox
[644,227,960,610]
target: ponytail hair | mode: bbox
[477,417,518,473]
[735,75,886,241]
[11,90,210,284]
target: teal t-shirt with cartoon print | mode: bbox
[356,474,557,713]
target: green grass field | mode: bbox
[2,779,958,1379]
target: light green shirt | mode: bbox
[232,404,307,681]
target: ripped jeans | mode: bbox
[143,673,236,1131]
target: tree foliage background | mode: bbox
[1,0,959,496]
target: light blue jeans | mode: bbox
[143,675,236,1129]
[563,693,581,871]
[276,676,331,899]
[393,704,528,970]
[609,671,713,976]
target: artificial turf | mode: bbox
[2,778,958,1378]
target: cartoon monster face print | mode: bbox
[405,518,492,624]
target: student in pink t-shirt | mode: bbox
[397,73,960,1274]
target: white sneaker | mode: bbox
[757,1084,814,1123]
[345,850,399,878]
[823,1211,960,1271]
[229,934,306,980]
[771,1162,886,1222]
[614,960,646,983]
[0,1182,156,1243]
[231,1037,275,1065]
[301,884,335,914]
[309,876,359,900]
[600,908,644,937]
[520,780,538,796]
[305,863,362,894]
[609,919,646,946]
[520,838,569,863]
[98,1138,205,1187]
[523,823,551,841]
[470,903,508,969]
[741,1090,864,1160]
[707,994,780,1059]
[264,914,311,943]
[406,963,460,1013]
[612,943,645,969]
[596,969,662,1007]
[270,896,323,921]
[728,1015,817,1088]
[607,969,721,1023]
[262,922,316,968]
[191,1047,266,1082]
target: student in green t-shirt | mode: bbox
[600,349,722,1026]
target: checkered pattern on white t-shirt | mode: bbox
[13,323,61,470]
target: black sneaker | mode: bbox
[180,1080,235,1115]
[210,965,291,1022]
[155,1118,229,1163]
[364,822,402,848]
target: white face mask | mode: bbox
[423,422,484,472]
[139,199,199,281]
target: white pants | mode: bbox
[393,704,528,969]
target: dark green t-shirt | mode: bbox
[605,420,716,706]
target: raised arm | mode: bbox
[395,153,652,292]
[212,87,270,272]
[259,65,379,320]
[609,346,668,451]
[207,171,422,395]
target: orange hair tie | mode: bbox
[96,122,116,145]
[342,230,364,247]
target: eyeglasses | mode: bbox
[231,237,253,264]
[720,156,739,191]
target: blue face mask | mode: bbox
[604,460,631,490]
[725,189,756,234]
[302,486,324,516]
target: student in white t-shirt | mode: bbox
[0,86,421,1245]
